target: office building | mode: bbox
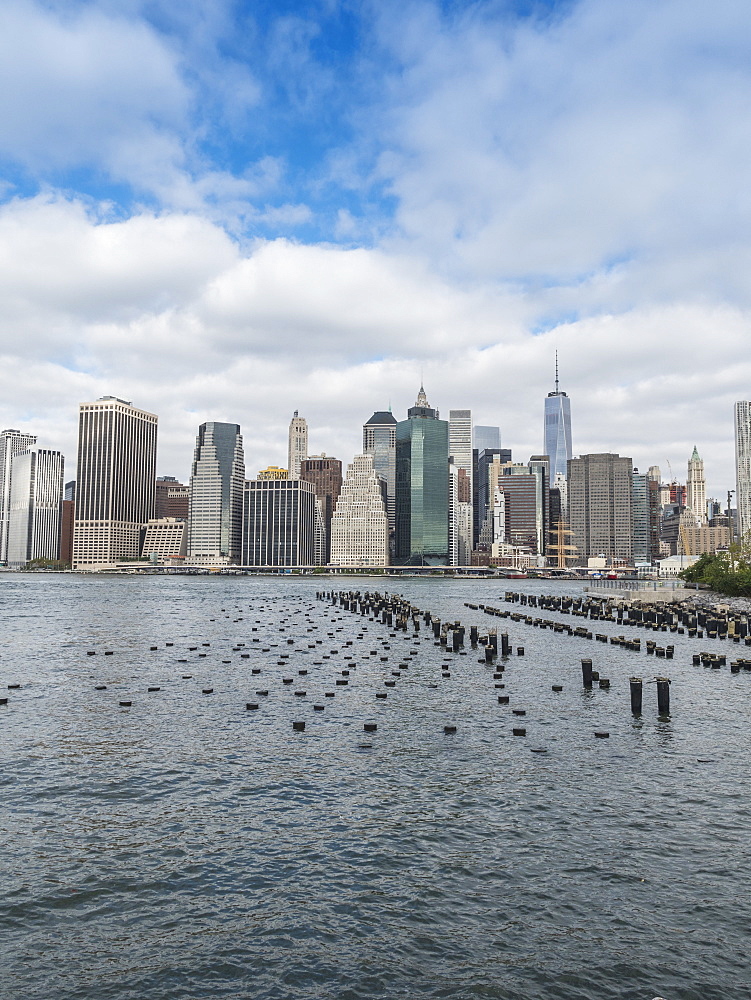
[488,461,546,554]
[287,411,308,480]
[632,470,660,565]
[474,447,512,548]
[242,479,316,566]
[60,499,74,566]
[142,518,187,563]
[735,401,751,542]
[187,422,245,565]
[257,466,288,480]
[330,454,388,567]
[686,447,706,523]
[300,455,342,564]
[473,426,500,453]
[73,397,157,568]
[568,453,634,563]
[543,358,572,480]
[6,449,64,568]
[678,523,731,557]
[155,476,188,520]
[0,429,37,564]
[449,409,473,492]
[64,481,76,502]
[395,386,449,566]
[448,460,473,566]
[363,409,397,548]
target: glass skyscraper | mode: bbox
[363,410,396,543]
[187,421,245,565]
[395,387,449,566]
[544,361,572,480]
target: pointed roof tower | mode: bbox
[407,384,438,420]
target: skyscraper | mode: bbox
[395,386,449,566]
[544,357,572,481]
[330,455,388,567]
[449,410,473,487]
[300,456,343,564]
[473,426,500,453]
[155,476,188,520]
[7,449,64,568]
[242,479,316,566]
[686,446,707,524]
[632,470,660,565]
[187,422,245,565]
[0,429,37,564]
[735,401,751,543]
[568,453,633,563]
[363,409,397,547]
[73,397,157,568]
[287,411,308,480]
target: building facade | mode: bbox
[363,410,397,548]
[242,479,316,566]
[142,518,187,563]
[257,466,288,480]
[686,446,706,523]
[568,453,634,564]
[0,429,37,564]
[544,361,572,481]
[155,476,189,520]
[287,411,308,480]
[7,449,64,568]
[632,470,660,565]
[395,387,449,566]
[449,409,473,492]
[473,426,500,453]
[300,455,342,564]
[735,401,751,543]
[73,397,157,568]
[187,422,245,565]
[330,455,388,567]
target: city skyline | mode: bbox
[4,386,740,505]
[1,2,750,504]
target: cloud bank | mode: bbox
[1,0,749,498]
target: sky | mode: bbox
[2,0,750,498]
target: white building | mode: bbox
[73,397,157,569]
[0,429,37,564]
[735,401,751,543]
[7,449,64,568]
[187,422,245,566]
[330,455,388,567]
[448,460,473,565]
[142,518,187,563]
[686,446,706,523]
[449,409,472,493]
[287,411,308,480]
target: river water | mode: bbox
[1,574,750,1000]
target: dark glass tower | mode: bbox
[363,409,397,547]
[544,355,572,481]
[395,386,449,565]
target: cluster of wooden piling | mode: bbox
[503,591,751,643]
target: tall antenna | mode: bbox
[555,351,559,393]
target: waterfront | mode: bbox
[1,575,750,1000]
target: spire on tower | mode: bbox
[555,351,559,394]
[416,384,429,408]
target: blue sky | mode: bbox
[1,0,750,494]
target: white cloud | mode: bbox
[372,0,751,313]
[0,195,747,499]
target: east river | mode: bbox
[1,574,750,1000]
